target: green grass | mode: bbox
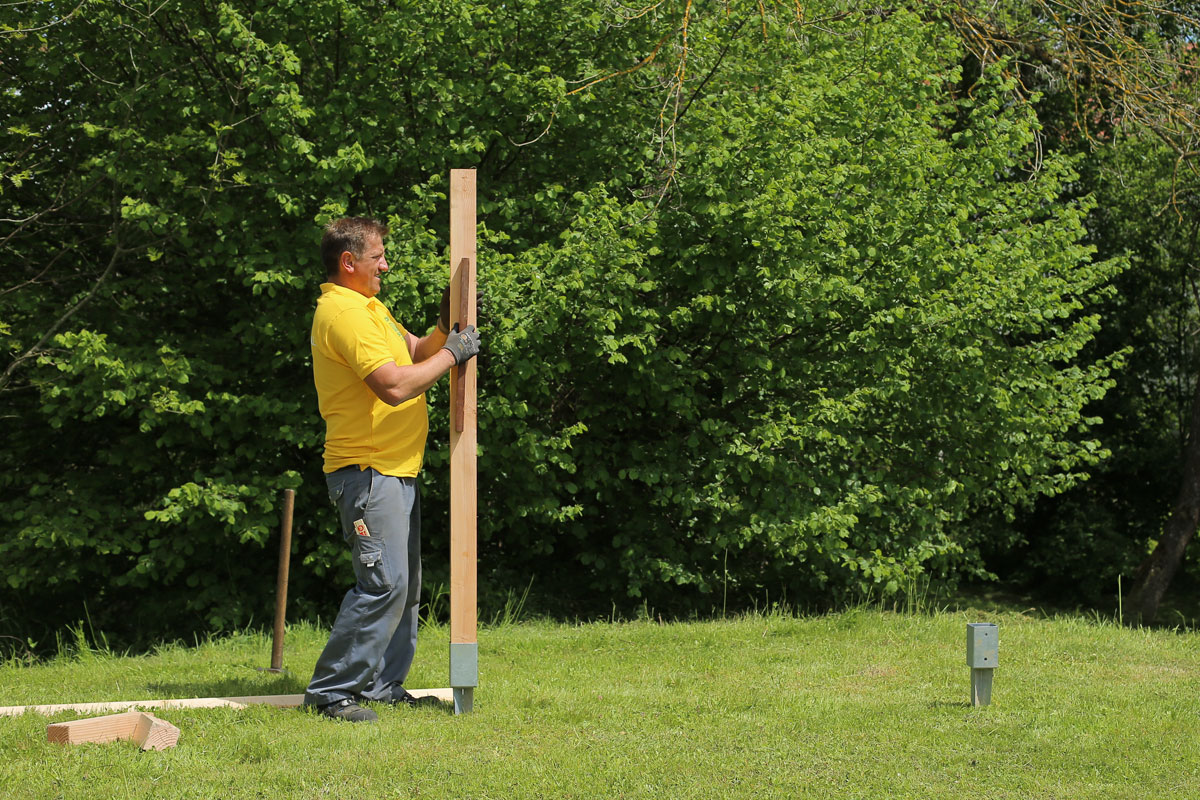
[1,608,1197,799]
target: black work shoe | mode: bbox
[371,684,441,708]
[316,698,378,723]
[390,686,422,707]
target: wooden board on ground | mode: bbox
[47,710,180,750]
[0,687,454,717]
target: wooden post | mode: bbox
[448,168,478,714]
[269,487,295,672]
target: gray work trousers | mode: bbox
[304,467,421,707]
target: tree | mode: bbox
[2,0,659,642]
[1094,129,1200,623]
[478,6,1123,608]
[0,1,1123,644]
[938,0,1200,621]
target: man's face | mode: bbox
[345,233,389,297]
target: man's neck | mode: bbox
[328,275,373,299]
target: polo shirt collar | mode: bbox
[320,282,381,309]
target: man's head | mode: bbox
[322,217,390,297]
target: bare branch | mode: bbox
[946,0,1200,160]
[507,104,560,147]
[0,242,124,392]
[566,31,673,96]
[0,0,87,36]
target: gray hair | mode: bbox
[321,217,389,277]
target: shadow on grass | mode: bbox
[137,677,458,718]
[927,700,973,710]
[143,674,307,700]
[955,580,1200,632]
[376,697,457,716]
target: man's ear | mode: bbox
[340,250,355,273]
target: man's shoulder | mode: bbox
[317,283,366,308]
[316,284,396,314]
[315,285,370,324]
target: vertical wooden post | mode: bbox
[448,169,478,714]
[269,488,295,672]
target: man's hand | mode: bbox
[441,324,480,365]
[438,286,485,334]
[437,286,451,334]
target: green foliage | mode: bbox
[947,0,1200,604]
[479,12,1122,610]
[997,128,1200,602]
[0,1,1121,643]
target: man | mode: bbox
[303,216,479,723]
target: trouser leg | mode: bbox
[359,485,422,701]
[304,469,420,707]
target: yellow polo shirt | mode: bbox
[311,283,428,477]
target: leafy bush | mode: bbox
[0,1,1120,644]
[478,14,1122,609]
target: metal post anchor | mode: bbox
[966,622,998,707]
[450,641,478,715]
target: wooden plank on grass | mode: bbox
[2,688,454,717]
[6,697,244,717]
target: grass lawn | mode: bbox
[1,607,1197,799]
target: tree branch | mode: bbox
[0,242,124,393]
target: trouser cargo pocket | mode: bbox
[326,467,395,594]
[351,534,392,593]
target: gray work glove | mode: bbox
[441,324,480,365]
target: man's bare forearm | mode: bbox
[364,350,456,406]
[413,328,449,363]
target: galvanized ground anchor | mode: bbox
[966,622,998,706]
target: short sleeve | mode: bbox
[324,307,396,379]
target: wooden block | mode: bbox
[408,687,456,703]
[133,713,180,751]
[218,693,303,708]
[47,710,178,750]
[47,710,142,745]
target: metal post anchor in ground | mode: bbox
[448,168,478,714]
[966,622,998,706]
[263,488,295,672]
[450,642,477,714]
